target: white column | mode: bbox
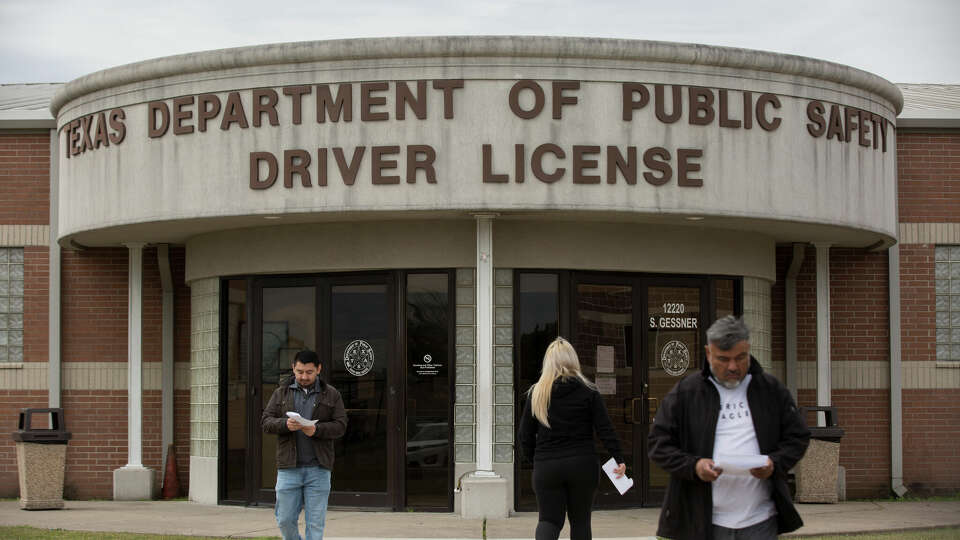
[48,128,61,408]
[158,244,175,475]
[114,242,153,500]
[127,242,145,468]
[888,245,907,496]
[474,214,495,474]
[815,242,832,426]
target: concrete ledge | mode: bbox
[113,465,154,501]
[459,473,509,519]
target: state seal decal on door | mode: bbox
[660,340,690,377]
[344,339,375,376]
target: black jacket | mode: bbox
[648,357,810,540]
[518,377,624,464]
[261,375,348,470]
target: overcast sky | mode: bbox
[1,0,958,85]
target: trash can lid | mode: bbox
[11,408,71,444]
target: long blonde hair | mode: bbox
[527,337,596,428]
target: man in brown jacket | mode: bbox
[262,350,347,540]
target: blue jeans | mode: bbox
[275,466,331,540]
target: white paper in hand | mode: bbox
[602,458,634,495]
[286,411,317,427]
[713,454,768,475]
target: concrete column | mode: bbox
[888,245,907,497]
[114,242,154,500]
[460,214,508,519]
[815,242,832,426]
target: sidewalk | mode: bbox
[0,499,958,538]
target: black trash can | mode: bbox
[795,406,844,503]
[11,408,72,510]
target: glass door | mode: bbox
[570,275,642,507]
[326,275,398,508]
[642,280,706,504]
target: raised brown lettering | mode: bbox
[283,85,311,125]
[607,146,637,184]
[332,147,365,185]
[655,85,682,124]
[622,83,650,121]
[93,112,110,149]
[253,89,279,127]
[509,80,545,119]
[250,151,278,189]
[482,144,508,183]
[718,90,741,128]
[197,94,221,132]
[372,146,400,184]
[515,144,525,183]
[806,101,826,137]
[397,81,427,120]
[317,84,353,123]
[532,144,565,183]
[572,145,600,183]
[688,87,715,126]
[552,81,579,120]
[677,149,703,187]
[406,145,436,183]
[361,82,389,122]
[80,115,94,152]
[643,147,671,186]
[172,96,195,135]
[826,104,844,141]
[220,92,249,130]
[283,149,311,188]
[843,106,857,143]
[108,109,125,144]
[756,94,781,131]
[432,80,463,119]
[858,109,871,147]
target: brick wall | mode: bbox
[899,245,936,363]
[774,246,893,498]
[0,246,192,500]
[902,389,960,495]
[0,133,49,225]
[897,131,960,222]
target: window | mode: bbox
[0,248,24,363]
[936,246,960,362]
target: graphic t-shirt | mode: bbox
[709,374,776,529]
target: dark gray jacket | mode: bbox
[261,375,348,470]
[648,357,810,540]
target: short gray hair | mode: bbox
[706,316,750,350]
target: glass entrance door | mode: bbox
[571,277,642,507]
[642,281,705,504]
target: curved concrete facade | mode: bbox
[52,36,901,251]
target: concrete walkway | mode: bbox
[0,499,958,538]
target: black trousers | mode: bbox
[532,454,599,540]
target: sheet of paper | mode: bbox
[596,374,617,395]
[286,411,318,427]
[713,454,768,475]
[602,457,634,495]
[597,345,615,373]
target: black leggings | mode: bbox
[532,455,599,540]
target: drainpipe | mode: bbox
[785,243,805,401]
[888,245,907,497]
[158,245,175,481]
[814,243,832,426]
[48,128,61,408]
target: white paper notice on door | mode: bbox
[597,345,615,373]
[596,374,617,395]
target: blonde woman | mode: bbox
[519,337,627,540]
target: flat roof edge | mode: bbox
[49,36,904,117]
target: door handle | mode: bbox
[648,397,660,423]
[624,398,644,424]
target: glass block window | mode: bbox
[0,248,24,363]
[935,246,960,362]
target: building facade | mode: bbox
[0,37,957,512]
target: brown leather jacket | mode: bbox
[261,376,348,470]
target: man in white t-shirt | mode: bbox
[649,316,810,540]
